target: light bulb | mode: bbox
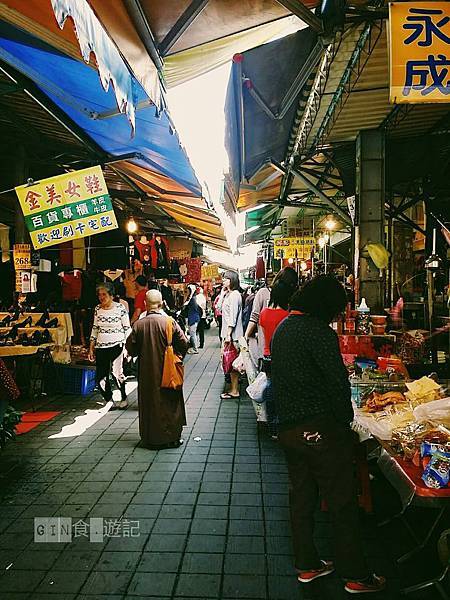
[127,217,137,234]
[318,237,326,248]
[300,261,307,271]
[325,218,336,230]
[288,258,294,264]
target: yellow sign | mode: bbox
[15,166,118,249]
[201,264,219,280]
[273,236,315,260]
[389,2,450,103]
[13,244,31,270]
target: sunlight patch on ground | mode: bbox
[48,381,138,439]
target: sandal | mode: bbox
[220,392,240,400]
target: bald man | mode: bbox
[126,289,189,449]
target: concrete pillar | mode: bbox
[13,145,29,244]
[355,130,385,311]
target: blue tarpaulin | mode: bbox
[225,27,317,191]
[0,20,201,196]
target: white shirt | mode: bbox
[196,292,206,313]
[90,302,131,348]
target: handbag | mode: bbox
[222,341,239,374]
[161,318,184,390]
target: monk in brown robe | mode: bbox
[126,289,188,449]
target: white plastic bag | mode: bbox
[252,398,268,422]
[246,372,268,402]
[413,397,450,427]
[232,352,246,374]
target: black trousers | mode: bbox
[279,417,369,581]
[95,344,124,401]
[197,318,206,348]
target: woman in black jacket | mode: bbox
[271,275,385,595]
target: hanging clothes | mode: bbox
[73,238,86,270]
[150,236,169,271]
[59,270,83,301]
[104,269,124,282]
[134,237,152,264]
[255,255,266,280]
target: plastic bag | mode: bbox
[222,342,239,374]
[246,372,268,402]
[252,398,268,422]
[232,352,246,374]
[413,397,450,427]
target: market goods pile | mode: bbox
[353,377,450,489]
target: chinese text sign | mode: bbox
[390,2,450,103]
[15,166,118,249]
[273,236,315,260]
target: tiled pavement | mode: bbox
[0,330,444,599]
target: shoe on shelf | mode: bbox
[17,316,32,328]
[0,314,13,327]
[43,317,58,328]
[297,560,335,583]
[35,309,50,327]
[41,329,52,344]
[344,574,386,594]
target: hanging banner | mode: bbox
[273,235,315,260]
[13,243,31,270]
[389,2,450,103]
[201,264,220,280]
[15,166,118,250]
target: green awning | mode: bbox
[245,204,281,230]
[238,224,274,247]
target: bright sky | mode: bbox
[167,17,304,270]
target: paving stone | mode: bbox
[225,553,267,575]
[152,518,190,535]
[128,572,176,596]
[146,533,187,552]
[222,574,267,599]
[227,536,265,554]
[96,550,141,571]
[35,570,89,594]
[10,549,60,571]
[175,573,221,597]
[185,534,226,553]
[81,571,132,595]
[0,569,46,592]
[158,504,195,519]
[228,519,265,536]
[137,551,182,572]
[52,549,102,571]
[190,518,227,535]
[194,505,228,519]
[181,552,223,573]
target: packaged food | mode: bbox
[405,376,441,405]
[421,440,450,458]
[422,451,450,489]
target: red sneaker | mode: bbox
[344,574,386,594]
[297,560,335,583]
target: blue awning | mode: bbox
[0,20,201,196]
[225,27,318,209]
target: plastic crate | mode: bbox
[55,365,96,396]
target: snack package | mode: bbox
[422,451,450,489]
[421,441,450,458]
[405,376,441,405]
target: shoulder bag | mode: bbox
[161,318,184,390]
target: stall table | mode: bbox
[376,441,450,598]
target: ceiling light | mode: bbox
[126,217,137,234]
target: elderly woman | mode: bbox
[271,276,385,595]
[126,289,189,449]
[89,283,131,409]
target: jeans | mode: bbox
[189,323,198,351]
[95,344,126,401]
[279,416,369,581]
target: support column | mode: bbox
[14,145,29,244]
[355,130,385,310]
